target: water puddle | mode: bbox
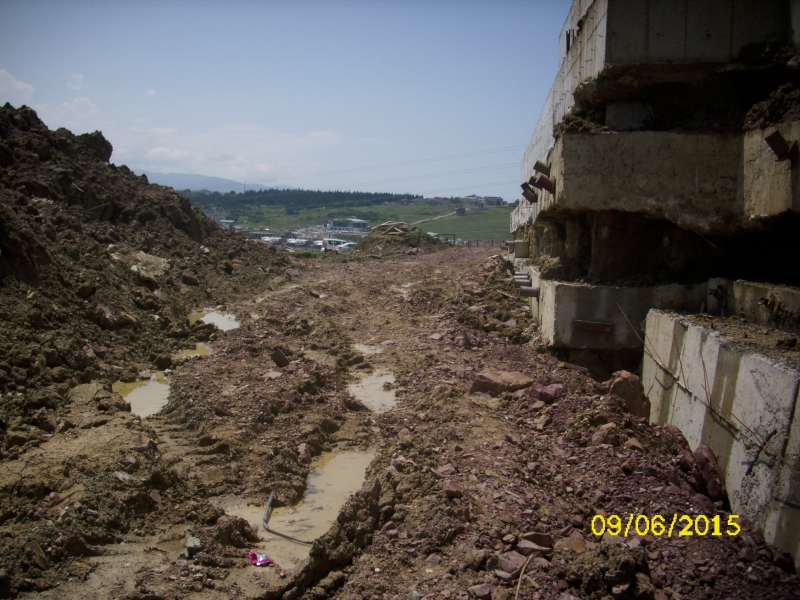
[353,343,383,355]
[188,310,240,331]
[112,373,170,418]
[173,343,211,361]
[347,372,396,413]
[222,451,374,571]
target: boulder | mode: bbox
[470,370,534,396]
[528,383,565,403]
[607,370,650,418]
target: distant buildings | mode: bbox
[328,217,369,230]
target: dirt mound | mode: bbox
[745,82,800,130]
[0,103,287,447]
[356,221,444,253]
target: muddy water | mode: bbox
[353,343,383,355]
[348,372,396,413]
[112,373,170,418]
[223,451,374,571]
[173,342,211,361]
[188,310,240,331]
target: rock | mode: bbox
[136,369,151,381]
[154,354,172,369]
[113,471,131,482]
[624,437,644,452]
[611,583,630,599]
[429,333,442,340]
[694,443,727,502]
[444,480,463,499]
[149,489,162,505]
[181,271,199,286]
[665,424,695,470]
[186,537,203,556]
[517,539,551,556]
[426,554,441,566]
[528,383,565,403]
[497,551,527,576]
[591,422,619,446]
[470,370,534,396]
[95,305,116,329]
[691,493,716,513]
[386,529,399,539]
[406,247,419,255]
[607,370,650,418]
[467,583,495,599]
[520,532,553,547]
[773,548,796,574]
[363,477,381,500]
[494,569,513,582]
[270,349,291,368]
[297,443,311,465]
[24,540,49,571]
[554,536,586,553]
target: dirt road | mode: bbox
[2,244,796,600]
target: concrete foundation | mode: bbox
[537,280,706,351]
[642,309,800,566]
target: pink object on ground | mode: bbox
[248,551,274,566]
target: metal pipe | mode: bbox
[519,286,539,298]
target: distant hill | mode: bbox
[132,170,276,193]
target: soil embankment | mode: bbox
[0,107,797,599]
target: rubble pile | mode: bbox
[356,221,444,254]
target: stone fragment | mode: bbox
[665,424,695,471]
[386,529,399,539]
[497,551,527,576]
[520,531,553,547]
[270,349,290,368]
[607,370,650,418]
[426,554,441,566]
[470,370,534,396]
[694,443,727,502]
[591,423,619,446]
[113,471,131,482]
[443,480,463,499]
[517,539,550,556]
[494,569,513,582]
[554,536,586,553]
[186,537,203,556]
[529,383,565,403]
[363,477,381,500]
[624,437,644,452]
[467,583,495,599]
[24,540,49,571]
[148,489,162,505]
[297,443,311,465]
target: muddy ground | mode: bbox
[0,245,798,600]
[1,106,799,600]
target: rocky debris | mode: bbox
[607,370,650,419]
[528,381,565,403]
[469,370,534,396]
[591,422,620,446]
[694,443,728,502]
[186,537,203,556]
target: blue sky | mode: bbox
[0,0,569,201]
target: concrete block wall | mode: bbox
[642,309,800,566]
[743,123,800,219]
[539,280,706,350]
[518,0,792,214]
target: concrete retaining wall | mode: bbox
[539,280,706,350]
[743,123,800,219]
[642,309,800,566]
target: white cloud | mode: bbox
[67,73,84,90]
[113,123,347,183]
[35,96,100,132]
[0,69,34,106]
[146,89,156,97]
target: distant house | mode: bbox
[484,196,504,206]
[329,217,370,230]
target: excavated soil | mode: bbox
[0,107,798,600]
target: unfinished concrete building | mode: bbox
[511,0,800,566]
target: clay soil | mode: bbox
[1,107,798,600]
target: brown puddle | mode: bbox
[173,342,211,361]
[353,343,383,355]
[222,451,374,571]
[188,310,240,331]
[347,372,396,413]
[112,372,170,418]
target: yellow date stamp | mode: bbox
[591,514,741,538]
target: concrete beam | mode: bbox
[642,309,800,566]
